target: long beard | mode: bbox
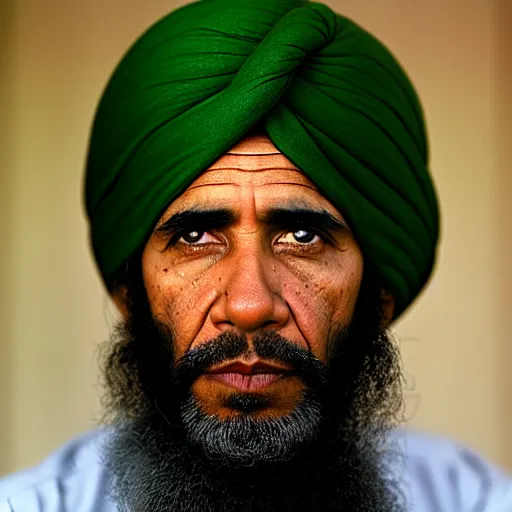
[99,270,406,511]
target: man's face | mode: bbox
[104,134,403,511]
[140,134,364,420]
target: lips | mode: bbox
[208,360,292,375]
[205,360,293,391]
[209,372,284,391]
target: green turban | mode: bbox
[85,0,439,317]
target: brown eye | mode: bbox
[176,230,222,246]
[181,230,204,244]
[292,229,315,243]
[278,230,320,245]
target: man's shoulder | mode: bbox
[0,428,511,511]
[396,429,512,510]
[0,428,115,512]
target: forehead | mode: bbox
[164,135,341,217]
[191,134,315,187]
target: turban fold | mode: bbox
[85,0,439,317]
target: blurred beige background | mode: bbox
[0,0,510,476]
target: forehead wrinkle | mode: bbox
[254,182,319,191]
[208,152,300,172]
[199,166,302,174]
[182,177,320,197]
[183,182,242,192]
[176,177,324,208]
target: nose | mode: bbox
[210,249,290,334]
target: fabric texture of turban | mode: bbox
[85,0,439,318]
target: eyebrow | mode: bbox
[155,208,236,237]
[260,207,348,234]
[154,206,348,238]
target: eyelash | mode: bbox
[164,226,329,250]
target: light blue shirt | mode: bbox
[1,428,511,511]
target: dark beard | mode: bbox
[100,266,406,511]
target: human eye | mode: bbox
[274,227,327,255]
[166,229,221,249]
[180,230,215,245]
[276,229,321,245]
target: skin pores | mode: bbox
[139,134,364,418]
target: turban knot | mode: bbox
[85,0,439,317]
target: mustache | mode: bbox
[171,330,331,396]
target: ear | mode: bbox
[380,289,395,327]
[111,285,130,320]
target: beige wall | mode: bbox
[1,0,510,474]
[0,0,15,477]
[497,0,512,468]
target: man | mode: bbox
[1,0,511,510]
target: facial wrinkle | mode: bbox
[199,166,303,173]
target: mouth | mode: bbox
[204,360,294,391]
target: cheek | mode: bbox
[282,253,363,361]
[141,252,179,315]
[141,247,218,358]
